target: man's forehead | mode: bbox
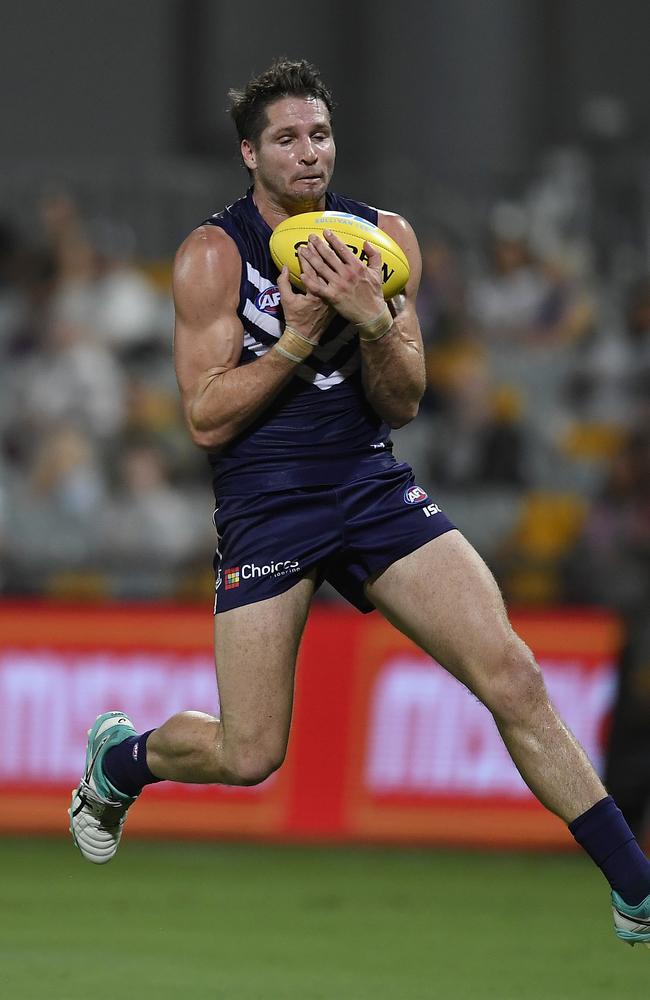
[263,96,331,131]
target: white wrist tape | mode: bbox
[274,325,316,363]
[357,304,393,342]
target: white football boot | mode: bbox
[69,711,138,864]
[612,890,650,948]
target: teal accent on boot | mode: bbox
[85,711,138,804]
[612,890,650,947]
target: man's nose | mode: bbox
[299,140,317,163]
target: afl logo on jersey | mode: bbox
[255,286,281,315]
[404,485,428,505]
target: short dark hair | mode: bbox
[229,58,334,147]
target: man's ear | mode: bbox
[241,139,256,171]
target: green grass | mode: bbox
[0,838,647,1000]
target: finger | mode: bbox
[307,234,346,274]
[277,265,295,297]
[277,264,306,300]
[323,229,359,266]
[299,252,330,297]
[298,243,334,283]
[362,240,382,272]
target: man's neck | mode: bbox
[251,185,327,230]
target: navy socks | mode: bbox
[102,730,162,798]
[569,795,650,905]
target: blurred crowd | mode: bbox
[0,193,212,600]
[0,151,648,613]
[402,147,649,617]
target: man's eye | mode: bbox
[278,137,293,146]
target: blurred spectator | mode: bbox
[525,147,594,276]
[121,374,204,485]
[5,313,126,451]
[426,347,528,488]
[563,421,650,611]
[467,201,593,345]
[99,443,205,567]
[42,192,166,359]
[417,229,466,347]
[0,219,27,348]
[497,491,587,607]
[2,248,58,360]
[4,423,105,575]
[29,422,105,516]
[567,275,650,427]
[416,229,468,414]
[123,374,183,445]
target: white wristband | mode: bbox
[274,325,316,363]
[357,305,393,342]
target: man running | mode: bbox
[70,58,650,948]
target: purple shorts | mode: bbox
[213,462,455,614]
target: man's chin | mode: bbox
[287,180,328,206]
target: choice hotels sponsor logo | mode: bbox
[224,560,300,589]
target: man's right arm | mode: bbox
[173,226,302,450]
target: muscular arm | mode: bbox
[359,212,426,428]
[173,226,329,450]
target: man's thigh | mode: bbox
[364,530,516,695]
[214,570,317,750]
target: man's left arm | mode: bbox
[297,212,425,428]
[359,211,425,427]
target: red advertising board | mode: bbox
[0,602,621,849]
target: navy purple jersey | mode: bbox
[203,188,397,499]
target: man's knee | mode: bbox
[224,734,287,786]
[477,632,548,725]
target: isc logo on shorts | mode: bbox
[225,567,240,589]
[403,485,428,505]
[255,287,281,314]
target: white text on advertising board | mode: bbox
[364,655,616,797]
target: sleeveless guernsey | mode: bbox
[204,189,397,498]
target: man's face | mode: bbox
[242,95,335,208]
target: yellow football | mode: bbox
[269,211,410,299]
